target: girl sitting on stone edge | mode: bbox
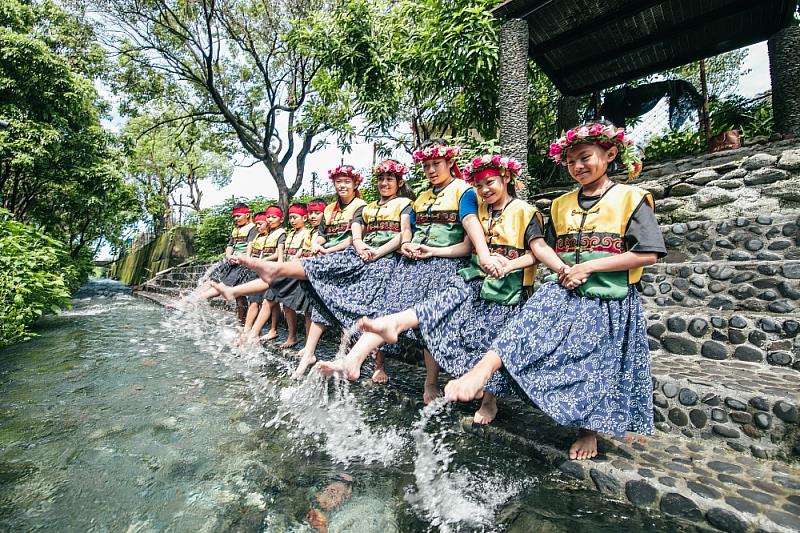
[445,122,666,460]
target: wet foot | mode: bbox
[371,366,388,384]
[210,281,236,302]
[443,370,488,403]
[291,352,317,379]
[296,347,306,359]
[569,429,598,460]
[423,381,441,405]
[357,316,400,345]
[260,331,278,342]
[280,337,298,349]
[235,255,278,283]
[316,357,361,381]
[473,395,497,425]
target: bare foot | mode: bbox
[315,357,362,381]
[357,316,400,345]
[210,281,236,302]
[280,337,298,349]
[260,331,278,342]
[296,347,306,359]
[473,394,497,425]
[291,352,317,379]
[371,351,388,384]
[423,381,441,405]
[569,429,598,460]
[443,369,489,403]
[235,255,278,283]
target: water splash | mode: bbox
[406,398,526,532]
[267,368,407,466]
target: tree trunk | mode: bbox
[769,25,800,135]
[498,18,530,199]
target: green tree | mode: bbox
[98,0,358,213]
[0,0,140,258]
[122,110,234,231]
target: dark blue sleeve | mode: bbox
[458,188,478,221]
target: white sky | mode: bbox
[195,42,771,210]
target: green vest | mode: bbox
[412,178,471,247]
[361,197,412,248]
[230,222,255,255]
[458,198,540,305]
[322,198,367,248]
[550,184,654,299]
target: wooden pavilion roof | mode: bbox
[493,0,798,96]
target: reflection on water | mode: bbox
[0,279,697,532]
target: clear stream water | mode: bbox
[0,279,696,532]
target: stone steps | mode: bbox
[649,351,798,458]
[646,308,799,372]
[640,260,800,313]
[660,214,798,264]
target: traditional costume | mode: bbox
[247,207,287,304]
[209,206,258,285]
[415,156,538,394]
[264,204,315,315]
[303,161,413,331]
[491,123,666,436]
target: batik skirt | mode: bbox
[415,277,520,395]
[302,247,401,329]
[492,282,654,437]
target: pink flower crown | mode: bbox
[412,144,462,163]
[328,164,363,184]
[463,154,522,184]
[373,160,409,178]
[548,123,642,178]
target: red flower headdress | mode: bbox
[327,164,363,185]
[548,123,642,178]
[463,154,523,185]
[373,160,409,179]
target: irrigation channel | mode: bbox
[0,279,697,532]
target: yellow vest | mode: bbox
[550,183,654,299]
[230,222,255,255]
[412,178,471,247]
[322,198,368,248]
[361,196,412,248]
[285,227,310,259]
[302,228,320,258]
[459,198,540,305]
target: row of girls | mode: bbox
[208,123,667,460]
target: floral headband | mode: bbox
[412,144,462,163]
[548,123,642,178]
[463,154,522,185]
[373,160,409,179]
[328,164,363,185]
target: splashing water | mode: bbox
[406,398,527,532]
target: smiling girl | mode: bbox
[445,122,666,460]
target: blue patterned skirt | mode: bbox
[416,277,519,395]
[492,282,653,437]
[302,248,400,329]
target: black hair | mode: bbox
[376,159,417,201]
[310,197,327,205]
[232,202,249,210]
[289,202,307,210]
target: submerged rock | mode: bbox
[316,481,353,511]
